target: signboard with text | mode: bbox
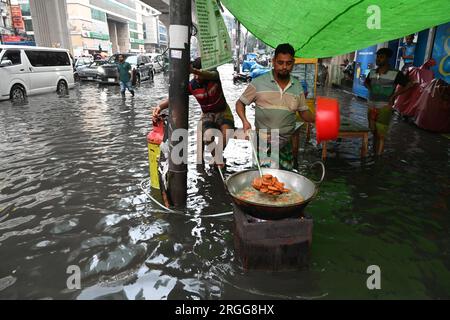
[10,5,25,31]
[195,0,232,69]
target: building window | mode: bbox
[129,22,137,31]
[131,43,140,50]
[91,8,106,22]
[25,50,70,67]
[20,3,31,16]
[1,50,21,65]
[130,31,139,39]
[24,19,33,32]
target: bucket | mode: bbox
[315,96,340,143]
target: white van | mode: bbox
[0,45,75,102]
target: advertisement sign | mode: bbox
[130,38,145,45]
[10,5,25,31]
[431,22,450,83]
[81,30,110,41]
[2,35,22,43]
[195,0,232,69]
[353,45,377,99]
[10,5,22,17]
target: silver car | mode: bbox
[145,53,167,73]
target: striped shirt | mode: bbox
[239,71,309,135]
[365,68,408,108]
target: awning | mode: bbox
[221,0,450,58]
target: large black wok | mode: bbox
[220,162,325,220]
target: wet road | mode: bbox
[0,64,449,299]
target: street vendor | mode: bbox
[364,48,413,155]
[235,43,315,170]
[152,57,235,167]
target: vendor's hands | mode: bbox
[243,120,252,140]
[189,64,196,75]
[152,105,161,118]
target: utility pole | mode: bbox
[167,0,191,208]
[243,30,248,55]
[235,19,241,73]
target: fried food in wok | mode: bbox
[252,174,290,195]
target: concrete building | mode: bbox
[66,0,162,57]
[2,0,165,55]
[0,0,11,34]
[0,0,35,45]
[158,20,167,51]
[16,0,34,42]
[139,0,169,52]
[29,0,72,50]
[141,0,168,29]
[67,0,112,56]
[139,1,160,52]
[68,0,138,56]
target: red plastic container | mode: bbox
[315,96,340,143]
[147,118,165,145]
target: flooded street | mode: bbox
[0,64,449,299]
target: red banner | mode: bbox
[10,5,25,31]
[10,5,22,16]
[2,35,22,42]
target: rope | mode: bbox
[139,179,233,219]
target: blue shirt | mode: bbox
[403,43,416,64]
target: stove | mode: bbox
[233,204,313,271]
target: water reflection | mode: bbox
[0,66,449,299]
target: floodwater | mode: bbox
[0,64,449,299]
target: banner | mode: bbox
[431,22,450,84]
[10,5,25,31]
[195,0,232,70]
[2,35,22,43]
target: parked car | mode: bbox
[75,60,107,81]
[145,53,167,73]
[96,53,154,85]
[74,57,93,71]
[0,45,75,102]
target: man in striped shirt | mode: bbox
[364,48,412,155]
[236,43,315,170]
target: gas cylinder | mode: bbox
[147,117,165,189]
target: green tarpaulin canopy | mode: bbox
[221,0,450,58]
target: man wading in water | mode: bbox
[117,54,135,97]
[364,48,413,155]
